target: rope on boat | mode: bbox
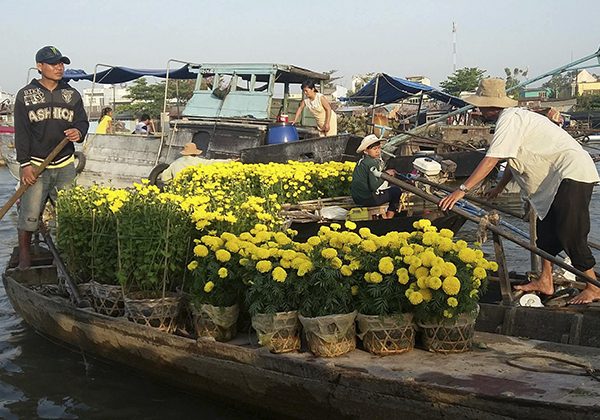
[476,212,500,244]
[506,353,600,382]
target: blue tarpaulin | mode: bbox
[63,64,197,84]
[349,73,466,108]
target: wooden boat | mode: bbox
[3,255,600,419]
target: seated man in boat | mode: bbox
[439,78,600,304]
[161,143,204,183]
[350,134,402,219]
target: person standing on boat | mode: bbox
[438,78,600,304]
[96,107,113,134]
[292,80,337,137]
[14,46,89,269]
[351,134,401,219]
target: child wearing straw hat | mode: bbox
[350,134,402,219]
[438,78,600,304]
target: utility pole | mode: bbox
[452,21,457,73]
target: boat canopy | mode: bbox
[349,73,467,108]
[63,64,198,84]
[63,63,328,85]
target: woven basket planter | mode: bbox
[124,293,181,333]
[357,313,415,355]
[90,281,124,317]
[416,306,479,354]
[251,311,301,354]
[192,303,239,342]
[299,311,357,358]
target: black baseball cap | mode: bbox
[35,46,71,65]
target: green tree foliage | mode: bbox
[542,72,574,98]
[439,67,486,96]
[576,93,600,111]
[116,78,195,118]
[504,67,528,95]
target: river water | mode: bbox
[0,161,598,419]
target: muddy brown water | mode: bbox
[0,160,598,419]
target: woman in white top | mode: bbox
[292,80,337,137]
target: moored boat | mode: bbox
[3,259,600,419]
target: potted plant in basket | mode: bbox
[240,227,304,353]
[187,233,245,342]
[116,183,195,333]
[349,226,416,355]
[403,219,497,353]
[295,224,357,357]
[56,185,122,316]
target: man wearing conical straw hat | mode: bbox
[439,78,600,304]
[161,143,204,182]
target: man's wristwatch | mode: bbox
[458,184,470,193]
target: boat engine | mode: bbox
[412,157,456,193]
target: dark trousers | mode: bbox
[360,186,403,213]
[536,179,596,271]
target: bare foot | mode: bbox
[514,277,554,296]
[568,285,600,304]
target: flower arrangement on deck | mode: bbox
[403,219,496,323]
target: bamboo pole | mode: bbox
[380,172,600,289]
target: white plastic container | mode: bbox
[412,157,442,176]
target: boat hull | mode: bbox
[3,267,600,419]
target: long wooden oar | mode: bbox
[411,175,524,219]
[412,175,600,252]
[0,137,71,221]
[381,173,600,289]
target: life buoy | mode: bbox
[148,163,170,187]
[74,151,86,174]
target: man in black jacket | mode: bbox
[14,46,89,269]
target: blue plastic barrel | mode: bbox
[267,123,299,144]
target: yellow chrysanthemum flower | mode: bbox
[361,240,377,253]
[442,276,461,295]
[272,266,287,282]
[256,260,273,273]
[218,267,228,278]
[408,291,424,305]
[340,265,353,277]
[370,272,383,284]
[215,249,231,263]
[427,276,442,290]
[396,268,410,285]
[344,221,357,230]
[447,297,458,307]
[204,281,215,293]
[193,244,209,257]
[321,248,338,259]
[473,267,487,280]
[378,257,394,275]
[187,261,198,271]
[351,285,359,296]
[458,248,477,264]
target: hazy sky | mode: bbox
[2,0,599,94]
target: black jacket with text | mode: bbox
[14,79,89,168]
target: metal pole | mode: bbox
[372,74,380,135]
